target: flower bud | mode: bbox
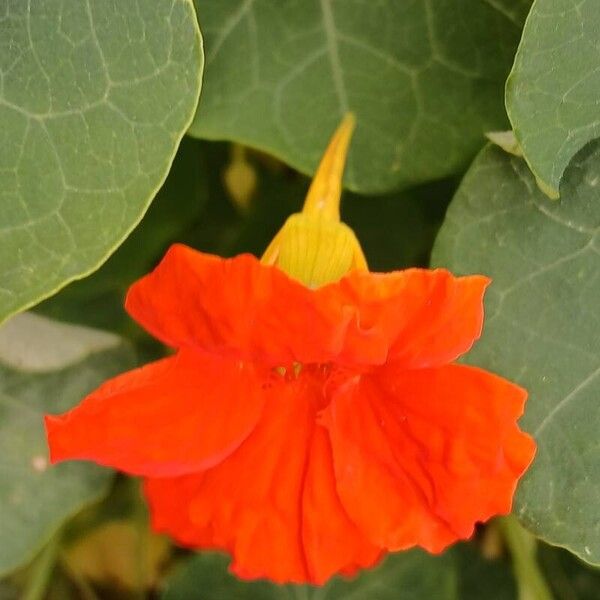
[262,114,367,287]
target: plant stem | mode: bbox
[22,532,62,600]
[498,516,554,600]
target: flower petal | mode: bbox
[145,374,380,584]
[45,350,265,477]
[319,268,490,368]
[301,427,382,582]
[145,376,314,583]
[126,245,487,369]
[125,244,348,366]
[143,473,207,550]
[322,364,535,553]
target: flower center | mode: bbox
[270,362,359,413]
[273,363,303,379]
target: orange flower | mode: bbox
[45,116,535,585]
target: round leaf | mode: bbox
[506,0,600,196]
[190,0,528,193]
[0,0,203,323]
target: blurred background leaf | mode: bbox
[62,520,169,592]
[540,544,600,600]
[160,549,457,600]
[0,313,135,576]
[160,543,516,600]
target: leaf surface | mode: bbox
[0,0,203,322]
[190,0,528,193]
[506,0,600,195]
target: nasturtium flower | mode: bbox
[45,116,535,585]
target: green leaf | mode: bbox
[0,0,203,323]
[190,0,528,193]
[431,143,600,565]
[506,0,600,196]
[161,550,457,600]
[0,313,136,575]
